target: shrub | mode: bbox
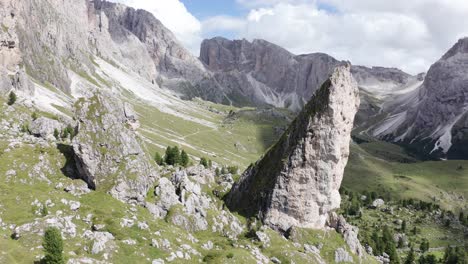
[61,124,75,140]
[42,227,65,264]
[165,146,181,166]
[418,254,437,264]
[154,152,164,165]
[32,112,38,120]
[401,220,407,232]
[54,129,60,139]
[227,166,238,174]
[404,247,415,264]
[53,129,60,139]
[21,122,30,134]
[7,91,16,105]
[41,205,48,217]
[419,239,429,253]
[200,157,208,168]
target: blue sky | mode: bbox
[180,0,242,20]
[116,0,468,74]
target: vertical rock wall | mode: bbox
[226,65,360,231]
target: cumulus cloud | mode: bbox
[204,1,468,74]
[111,0,468,74]
[112,0,202,54]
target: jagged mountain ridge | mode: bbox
[2,0,467,161]
[200,37,420,113]
[1,0,421,117]
[0,0,232,104]
[367,37,468,159]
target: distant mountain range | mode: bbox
[1,0,467,161]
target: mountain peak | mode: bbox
[441,37,468,60]
[226,64,360,231]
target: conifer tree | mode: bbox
[200,157,208,168]
[43,227,65,264]
[404,247,415,264]
[180,150,189,167]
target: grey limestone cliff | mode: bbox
[226,65,360,231]
[370,37,468,159]
[200,37,344,111]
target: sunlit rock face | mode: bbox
[226,65,360,232]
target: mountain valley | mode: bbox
[0,0,466,263]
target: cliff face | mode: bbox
[226,65,360,231]
[200,37,343,110]
[369,38,468,159]
[1,0,227,103]
[200,37,419,120]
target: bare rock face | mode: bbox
[72,91,157,203]
[226,65,360,231]
[200,37,343,111]
[0,0,34,95]
[369,37,468,159]
[96,1,227,103]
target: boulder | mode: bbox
[372,199,385,208]
[335,247,353,263]
[83,230,115,255]
[30,117,62,139]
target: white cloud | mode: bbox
[111,0,468,74]
[202,16,246,34]
[235,0,306,8]
[112,0,202,54]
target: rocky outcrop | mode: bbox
[72,91,157,203]
[146,166,244,236]
[226,65,360,231]
[335,247,353,263]
[327,212,365,257]
[369,37,468,159]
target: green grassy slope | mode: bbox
[344,142,468,211]
[0,97,366,264]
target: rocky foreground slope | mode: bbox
[227,65,360,231]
